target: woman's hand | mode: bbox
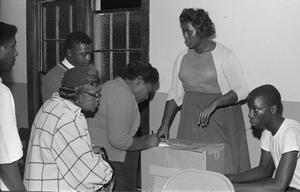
[157,125,170,139]
[146,134,160,148]
[197,101,217,128]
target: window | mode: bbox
[93,0,148,82]
[94,10,142,81]
[40,0,77,73]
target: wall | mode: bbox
[149,0,300,167]
[0,0,28,128]
[2,0,300,167]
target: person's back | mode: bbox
[41,31,93,102]
[88,61,160,191]
[41,64,67,101]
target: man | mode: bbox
[227,84,300,191]
[88,61,160,191]
[41,31,93,102]
[24,66,113,192]
[0,22,27,191]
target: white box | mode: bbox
[141,139,225,192]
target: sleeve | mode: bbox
[105,88,136,150]
[50,117,113,191]
[220,49,249,101]
[261,130,270,152]
[166,50,187,106]
[41,69,62,102]
[0,86,23,164]
[281,127,300,154]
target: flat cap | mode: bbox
[61,66,100,88]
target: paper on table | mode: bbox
[158,138,224,152]
[158,138,197,149]
[158,138,169,147]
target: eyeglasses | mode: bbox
[80,90,101,98]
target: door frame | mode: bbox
[26,0,92,126]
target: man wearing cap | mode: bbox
[41,31,93,102]
[24,66,113,192]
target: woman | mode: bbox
[157,8,250,174]
[88,61,160,191]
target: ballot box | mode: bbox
[141,139,225,192]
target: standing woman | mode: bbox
[157,8,250,174]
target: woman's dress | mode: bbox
[177,49,250,174]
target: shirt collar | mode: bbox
[53,94,82,115]
[115,77,135,97]
[61,58,74,69]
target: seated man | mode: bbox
[24,66,113,192]
[227,84,300,191]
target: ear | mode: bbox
[0,45,5,52]
[135,75,144,85]
[66,49,72,57]
[270,105,277,114]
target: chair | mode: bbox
[161,169,234,192]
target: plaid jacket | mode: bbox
[24,95,113,192]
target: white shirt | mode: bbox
[0,78,23,190]
[61,57,74,69]
[261,118,300,189]
[167,43,248,106]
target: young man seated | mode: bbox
[227,84,300,191]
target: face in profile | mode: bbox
[67,43,93,66]
[180,22,202,49]
[247,96,273,130]
[134,78,154,104]
[0,37,18,72]
[77,85,101,114]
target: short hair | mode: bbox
[0,22,17,46]
[179,8,215,39]
[64,31,92,51]
[120,61,159,84]
[247,84,283,115]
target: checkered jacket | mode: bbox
[24,95,113,192]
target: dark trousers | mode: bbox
[287,186,300,191]
[110,151,140,192]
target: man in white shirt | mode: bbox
[227,84,300,191]
[0,22,27,191]
[41,31,93,102]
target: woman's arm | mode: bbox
[198,90,237,127]
[157,50,186,138]
[157,100,180,139]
